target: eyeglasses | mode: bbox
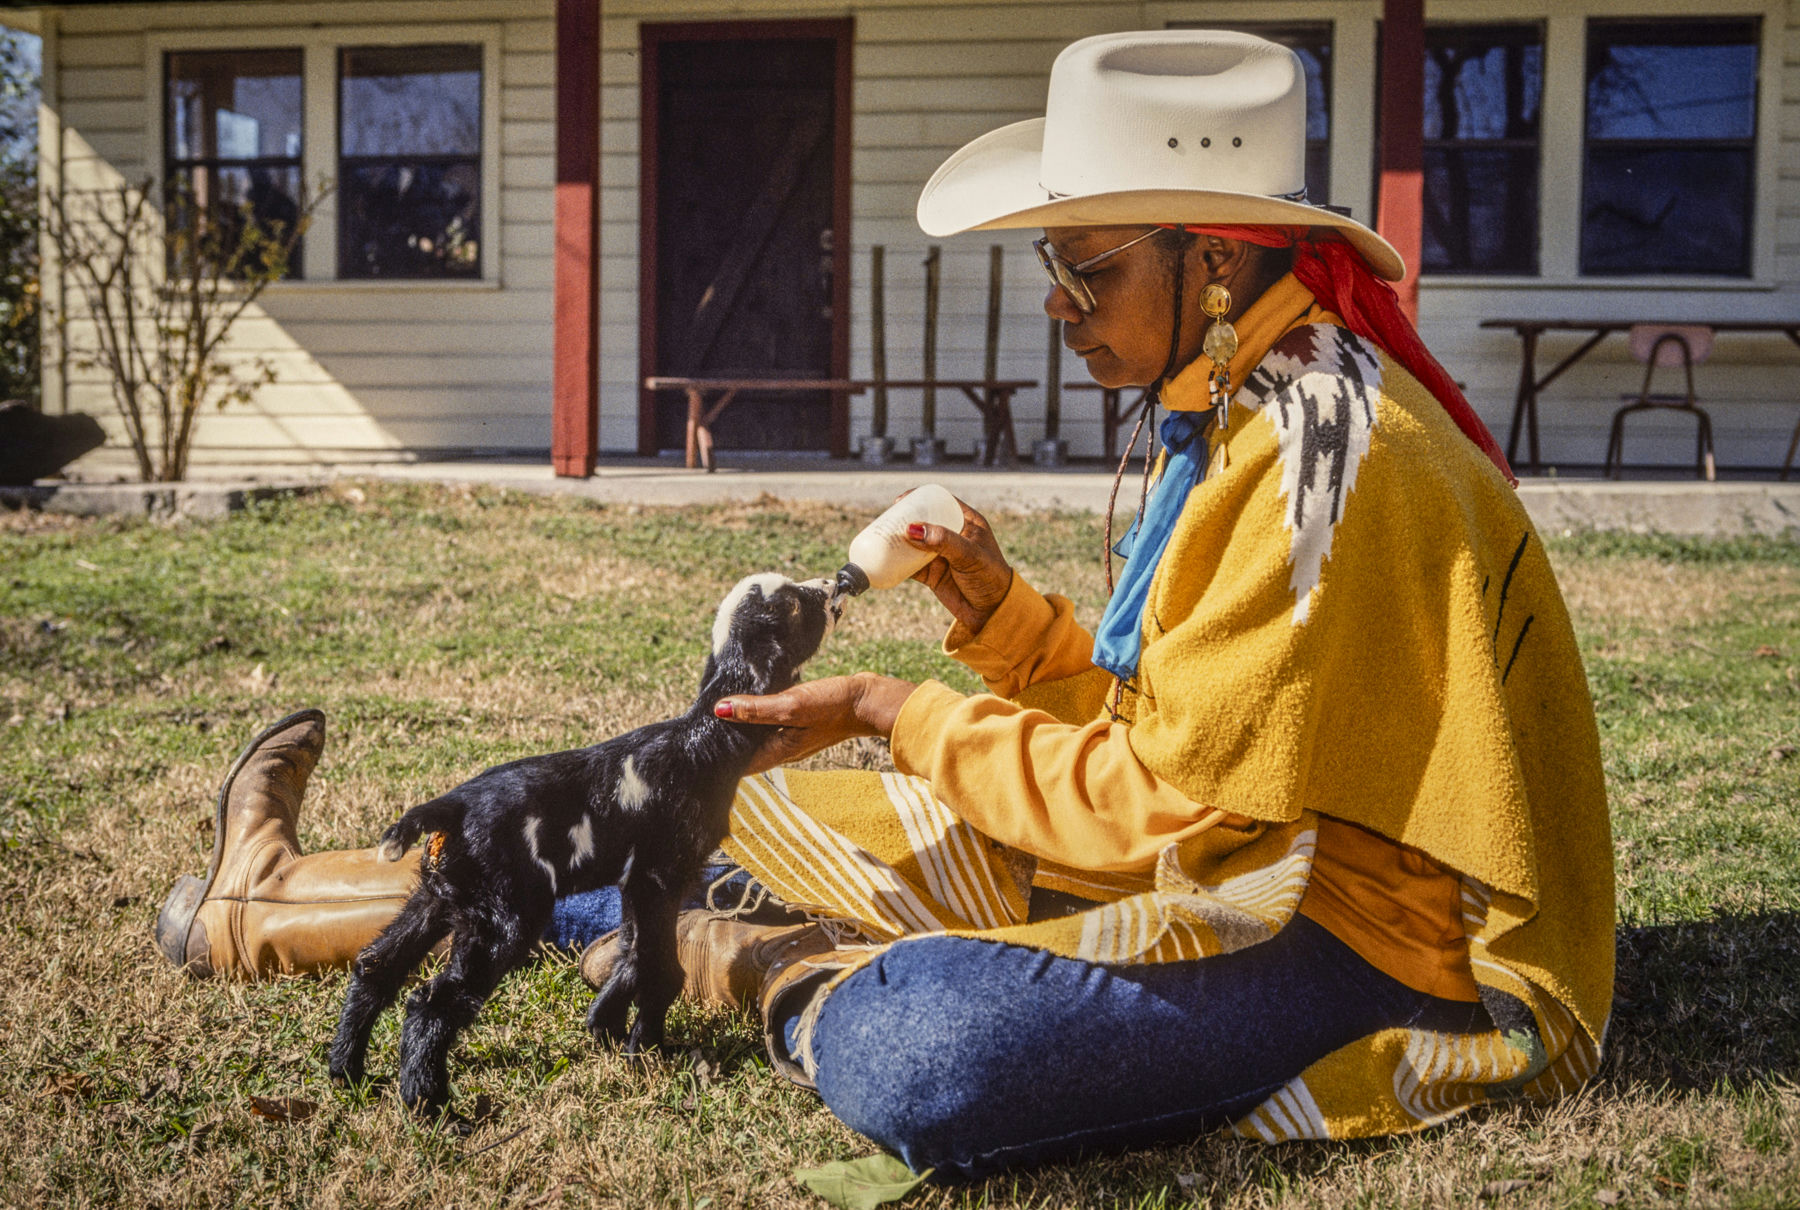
[1032,228,1162,314]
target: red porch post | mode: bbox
[1378,0,1424,324]
[552,0,601,477]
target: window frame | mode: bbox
[145,23,502,289]
[162,47,309,280]
[335,41,488,281]
[1401,0,1782,291]
[1577,15,1761,279]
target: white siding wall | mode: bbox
[47,0,556,464]
[45,0,1800,468]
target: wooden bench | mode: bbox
[644,376,1036,471]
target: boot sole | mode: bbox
[153,707,327,973]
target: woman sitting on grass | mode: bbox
[157,30,1613,1177]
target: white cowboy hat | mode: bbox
[915,29,1405,281]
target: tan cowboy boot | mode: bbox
[579,910,837,1010]
[758,947,855,1090]
[154,708,419,980]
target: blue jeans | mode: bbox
[801,915,1490,1178]
[542,861,754,950]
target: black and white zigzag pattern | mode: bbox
[1231,325,1383,625]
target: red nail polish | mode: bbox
[714,701,734,719]
[906,523,927,540]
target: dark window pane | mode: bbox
[1580,146,1752,275]
[1423,30,1540,140]
[1581,18,1758,276]
[165,49,304,279]
[1587,21,1758,140]
[338,160,481,279]
[165,165,306,278]
[1422,148,1537,274]
[1418,23,1542,274]
[340,44,482,157]
[339,44,483,279]
[1172,21,1331,204]
[167,49,302,161]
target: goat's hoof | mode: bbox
[622,1025,666,1057]
[399,1076,450,1120]
[586,1000,630,1045]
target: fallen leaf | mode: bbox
[1752,645,1782,659]
[1770,744,1796,761]
[247,1095,317,1123]
[794,1154,931,1209]
[39,1070,95,1099]
[1480,1177,1544,1199]
[1595,1192,1623,1206]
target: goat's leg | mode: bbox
[329,891,452,1086]
[396,898,544,1116]
[585,904,638,1045]
[622,877,684,1055]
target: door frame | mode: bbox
[637,17,854,457]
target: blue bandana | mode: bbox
[1092,410,1211,682]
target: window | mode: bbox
[164,49,305,277]
[1421,24,1542,275]
[1581,18,1760,277]
[338,44,483,279]
[1175,21,1332,205]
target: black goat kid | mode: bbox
[328,572,843,1116]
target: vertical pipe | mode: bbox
[38,11,65,414]
[1378,0,1424,323]
[869,244,887,437]
[921,245,940,437]
[983,243,1002,384]
[1043,318,1062,441]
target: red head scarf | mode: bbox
[1173,225,1516,487]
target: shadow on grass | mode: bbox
[1604,912,1800,1090]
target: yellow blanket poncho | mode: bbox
[721,275,1614,1141]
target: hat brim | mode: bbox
[916,117,1406,282]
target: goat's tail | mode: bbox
[376,795,466,863]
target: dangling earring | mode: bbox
[1201,281,1237,466]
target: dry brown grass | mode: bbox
[2,486,1796,1207]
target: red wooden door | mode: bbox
[639,22,852,455]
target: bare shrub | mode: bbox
[42,176,327,481]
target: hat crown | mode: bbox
[1041,31,1307,201]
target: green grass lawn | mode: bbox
[3,483,1797,1208]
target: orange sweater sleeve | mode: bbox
[942,572,1114,725]
[889,680,1245,872]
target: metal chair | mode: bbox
[1604,324,1715,480]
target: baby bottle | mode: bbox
[834,484,965,596]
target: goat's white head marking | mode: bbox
[711,572,796,656]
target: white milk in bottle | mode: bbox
[834,484,965,595]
